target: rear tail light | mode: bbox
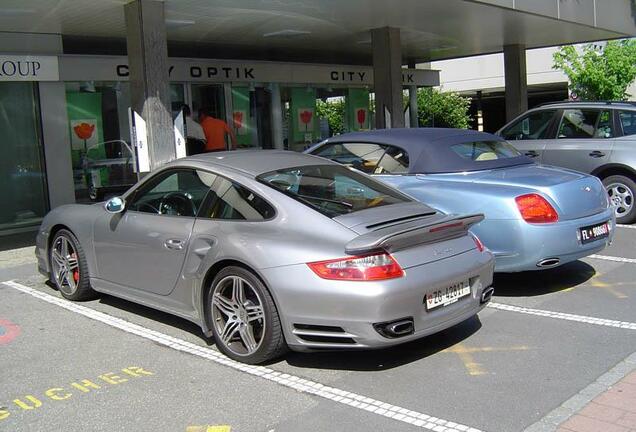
[307,253,404,281]
[471,233,485,252]
[515,193,559,223]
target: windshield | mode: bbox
[450,140,522,161]
[258,164,411,218]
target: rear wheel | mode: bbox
[49,229,96,301]
[603,175,636,224]
[208,266,286,364]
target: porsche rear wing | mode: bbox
[344,214,484,255]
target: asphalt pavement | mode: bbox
[1,225,635,432]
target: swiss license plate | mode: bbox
[579,221,610,244]
[425,280,470,311]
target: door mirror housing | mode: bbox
[105,197,125,214]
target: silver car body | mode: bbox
[36,151,494,352]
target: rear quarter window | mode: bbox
[451,141,522,161]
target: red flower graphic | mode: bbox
[73,122,95,140]
[232,111,244,129]
[300,110,313,132]
[357,109,366,128]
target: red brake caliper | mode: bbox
[71,252,79,283]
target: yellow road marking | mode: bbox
[186,426,231,432]
[442,344,531,376]
[589,272,628,299]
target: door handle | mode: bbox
[524,150,539,158]
[589,150,605,158]
[164,239,185,250]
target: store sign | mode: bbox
[59,56,439,87]
[0,55,59,81]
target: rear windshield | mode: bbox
[451,140,522,161]
[257,164,411,217]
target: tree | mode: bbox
[316,98,345,135]
[553,39,636,101]
[416,88,471,129]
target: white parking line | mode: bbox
[2,280,483,432]
[589,254,636,264]
[488,302,636,330]
[616,224,636,229]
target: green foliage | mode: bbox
[416,88,471,129]
[316,99,345,135]
[553,40,636,101]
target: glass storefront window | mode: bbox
[0,82,48,233]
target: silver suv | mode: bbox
[497,101,636,224]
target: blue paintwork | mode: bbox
[376,164,615,272]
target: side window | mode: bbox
[376,146,409,174]
[202,177,275,221]
[557,109,613,139]
[312,143,386,174]
[619,110,636,136]
[501,110,556,140]
[128,169,215,217]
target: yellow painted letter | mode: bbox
[0,409,9,420]
[99,373,128,385]
[13,396,42,410]
[122,366,154,377]
[45,388,72,401]
[70,380,101,393]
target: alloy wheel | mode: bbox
[51,236,80,296]
[211,275,266,357]
[606,182,633,218]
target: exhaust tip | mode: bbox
[536,258,560,268]
[373,318,414,339]
[481,286,494,304]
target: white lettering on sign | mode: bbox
[0,56,59,81]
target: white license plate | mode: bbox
[425,280,471,311]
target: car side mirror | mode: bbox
[105,197,125,214]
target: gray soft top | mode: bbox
[321,128,533,174]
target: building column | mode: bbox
[504,44,528,122]
[407,60,418,128]
[372,27,404,129]
[270,83,284,150]
[124,0,174,170]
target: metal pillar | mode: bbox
[270,83,284,150]
[125,0,175,170]
[407,60,418,128]
[372,27,404,129]
[504,44,528,122]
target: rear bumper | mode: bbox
[261,248,494,351]
[472,207,615,272]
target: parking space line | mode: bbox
[2,281,483,432]
[488,302,636,330]
[589,254,636,264]
[616,224,636,229]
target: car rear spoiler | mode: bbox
[344,213,484,255]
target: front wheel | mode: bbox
[603,175,636,224]
[49,229,96,301]
[208,266,287,364]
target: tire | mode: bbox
[208,266,287,364]
[603,175,636,224]
[49,229,96,301]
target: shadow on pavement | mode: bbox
[282,315,482,371]
[493,260,596,297]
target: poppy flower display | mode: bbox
[73,122,95,140]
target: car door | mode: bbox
[541,108,615,174]
[498,109,558,162]
[93,168,214,295]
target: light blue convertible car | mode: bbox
[307,128,615,272]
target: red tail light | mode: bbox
[515,193,559,223]
[307,253,404,281]
[471,233,485,252]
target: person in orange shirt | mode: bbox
[198,107,237,152]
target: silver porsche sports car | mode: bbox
[36,151,494,364]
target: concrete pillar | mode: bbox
[124,0,174,169]
[407,60,418,128]
[372,27,404,129]
[504,44,528,122]
[270,83,284,150]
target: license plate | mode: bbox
[425,280,470,311]
[579,221,610,244]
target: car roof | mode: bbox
[322,128,533,174]
[169,149,335,177]
[532,101,636,110]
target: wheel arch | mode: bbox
[591,163,636,181]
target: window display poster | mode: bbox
[66,92,105,164]
[290,87,317,150]
[347,88,370,132]
[231,86,252,147]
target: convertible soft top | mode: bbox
[323,128,533,174]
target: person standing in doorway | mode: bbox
[199,107,237,152]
